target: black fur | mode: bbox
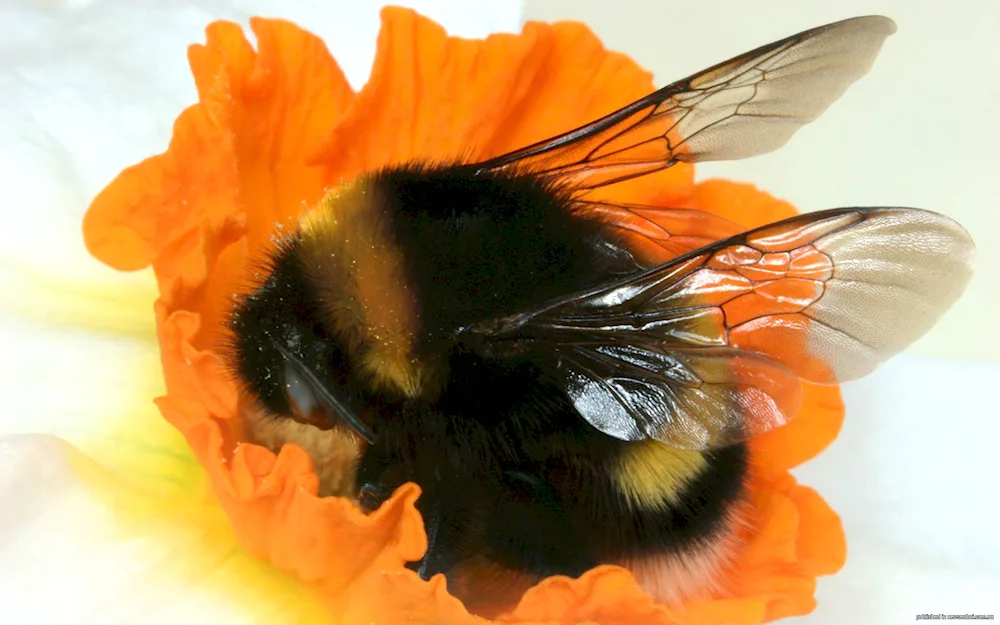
[357,344,747,580]
[374,164,625,349]
[356,165,747,579]
[228,163,747,593]
[227,244,358,419]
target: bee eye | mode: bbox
[272,341,377,444]
[283,363,332,429]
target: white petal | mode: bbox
[0,435,329,625]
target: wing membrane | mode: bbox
[470,16,896,191]
[471,208,974,447]
[575,200,744,265]
[553,342,801,449]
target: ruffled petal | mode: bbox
[152,281,435,616]
[682,179,799,230]
[786,483,847,578]
[84,17,354,350]
[751,383,845,479]
[81,9,848,625]
[503,567,679,625]
[314,6,693,203]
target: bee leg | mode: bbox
[356,442,466,579]
[411,467,446,580]
[408,466,492,581]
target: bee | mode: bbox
[227,15,974,614]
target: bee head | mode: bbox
[228,179,435,443]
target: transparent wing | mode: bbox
[470,16,896,191]
[574,199,745,264]
[552,342,802,449]
[470,208,975,448]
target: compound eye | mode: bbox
[284,362,334,430]
[273,341,377,444]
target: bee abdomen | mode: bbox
[551,440,748,560]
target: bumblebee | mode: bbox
[227,15,974,613]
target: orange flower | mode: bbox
[83,7,846,624]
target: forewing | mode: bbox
[470,16,896,191]
[725,208,976,383]
[475,208,975,447]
